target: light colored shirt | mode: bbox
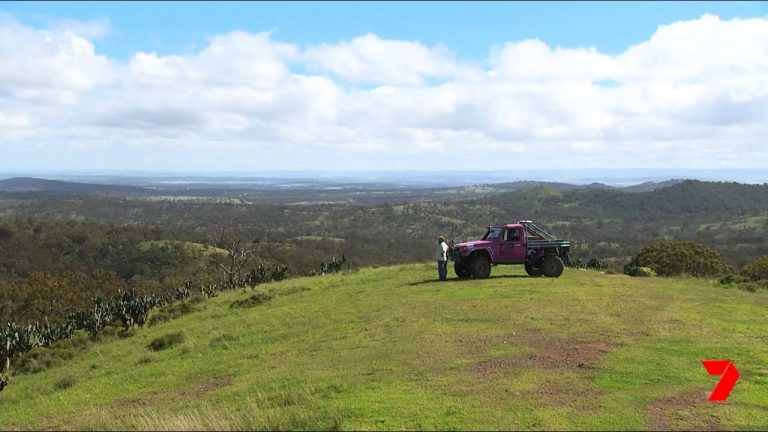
[435,241,449,261]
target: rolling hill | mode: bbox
[1,264,766,430]
[0,177,147,194]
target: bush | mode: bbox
[15,347,75,374]
[741,255,768,282]
[53,375,77,391]
[147,332,185,351]
[147,297,202,326]
[739,282,762,293]
[625,240,731,277]
[719,274,748,285]
[230,292,272,309]
[623,266,656,277]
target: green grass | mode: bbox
[1,264,767,430]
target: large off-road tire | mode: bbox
[469,256,491,279]
[525,262,542,277]
[540,255,564,278]
[454,262,471,279]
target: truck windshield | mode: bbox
[482,227,503,240]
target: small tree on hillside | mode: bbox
[208,226,257,289]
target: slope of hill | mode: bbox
[1,264,766,430]
[0,176,684,203]
[0,177,147,194]
[621,179,685,192]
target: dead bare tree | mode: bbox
[208,225,257,290]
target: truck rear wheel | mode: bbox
[470,256,491,279]
[525,263,542,277]
[454,262,471,279]
[541,255,564,278]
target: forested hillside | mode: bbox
[2,179,766,266]
[1,179,767,324]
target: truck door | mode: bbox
[506,227,526,262]
[498,228,516,262]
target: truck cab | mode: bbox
[450,220,570,279]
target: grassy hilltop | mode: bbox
[1,264,767,430]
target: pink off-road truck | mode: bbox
[449,220,570,279]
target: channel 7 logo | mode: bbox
[702,360,739,402]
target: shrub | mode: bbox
[739,282,761,292]
[719,274,748,285]
[271,265,289,282]
[54,375,77,391]
[175,281,194,302]
[201,283,219,298]
[741,255,768,282]
[147,332,185,351]
[308,256,347,276]
[623,266,656,277]
[137,353,155,365]
[148,299,200,326]
[70,297,113,339]
[625,240,731,277]
[16,347,75,374]
[111,288,164,333]
[230,292,272,309]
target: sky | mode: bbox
[1,1,768,173]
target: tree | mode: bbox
[741,255,768,281]
[208,226,257,289]
[625,240,732,277]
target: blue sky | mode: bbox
[1,2,767,173]
[5,1,765,60]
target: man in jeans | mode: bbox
[435,236,449,281]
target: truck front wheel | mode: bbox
[470,256,491,279]
[454,262,471,279]
[525,262,542,277]
[541,255,564,278]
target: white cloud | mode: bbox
[54,17,111,39]
[1,14,768,172]
[0,18,116,102]
[303,33,458,85]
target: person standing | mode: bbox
[435,236,449,281]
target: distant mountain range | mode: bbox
[0,177,148,194]
[0,176,687,196]
[482,179,685,193]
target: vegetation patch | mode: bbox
[136,353,155,365]
[53,375,77,391]
[230,292,272,309]
[624,266,657,277]
[277,285,311,297]
[148,299,201,326]
[146,332,185,351]
[624,240,732,277]
[15,347,74,374]
[209,333,239,349]
[741,255,768,281]
[719,273,768,292]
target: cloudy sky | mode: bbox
[1,1,767,173]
